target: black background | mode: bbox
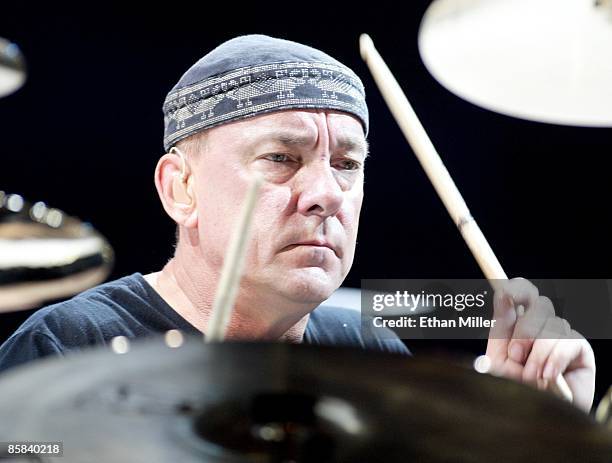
[1,3,611,404]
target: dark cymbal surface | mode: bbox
[0,337,610,462]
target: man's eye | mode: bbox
[335,159,361,171]
[265,154,292,163]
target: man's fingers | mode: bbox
[486,278,596,411]
[488,278,540,365]
[542,334,592,381]
[489,290,515,342]
[521,316,577,385]
[492,359,525,382]
[491,278,539,341]
[507,296,555,364]
[522,336,559,384]
[498,278,539,311]
[562,336,597,412]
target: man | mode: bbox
[0,35,595,411]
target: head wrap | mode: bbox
[162,34,368,151]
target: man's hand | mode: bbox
[485,278,596,412]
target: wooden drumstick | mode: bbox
[359,34,573,403]
[206,175,262,342]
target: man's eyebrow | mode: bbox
[336,136,370,158]
[249,130,313,148]
[254,130,369,158]
[274,132,314,147]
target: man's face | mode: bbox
[191,110,367,304]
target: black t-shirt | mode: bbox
[0,273,409,373]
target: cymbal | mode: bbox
[0,37,25,98]
[0,191,114,312]
[0,337,610,462]
[418,0,612,126]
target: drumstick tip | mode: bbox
[553,373,574,403]
[359,33,374,61]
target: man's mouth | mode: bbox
[283,240,340,258]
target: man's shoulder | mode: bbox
[4,273,154,352]
[21,273,148,333]
[0,273,158,374]
[306,305,410,355]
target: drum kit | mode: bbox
[0,39,114,312]
[1,1,612,461]
[0,191,114,312]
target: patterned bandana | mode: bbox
[162,35,369,151]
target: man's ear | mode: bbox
[154,149,197,229]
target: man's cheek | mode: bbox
[246,226,276,270]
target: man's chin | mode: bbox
[277,267,341,305]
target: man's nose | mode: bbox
[296,162,344,218]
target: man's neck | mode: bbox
[143,255,312,343]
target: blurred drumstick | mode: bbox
[206,175,262,342]
[359,34,573,403]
